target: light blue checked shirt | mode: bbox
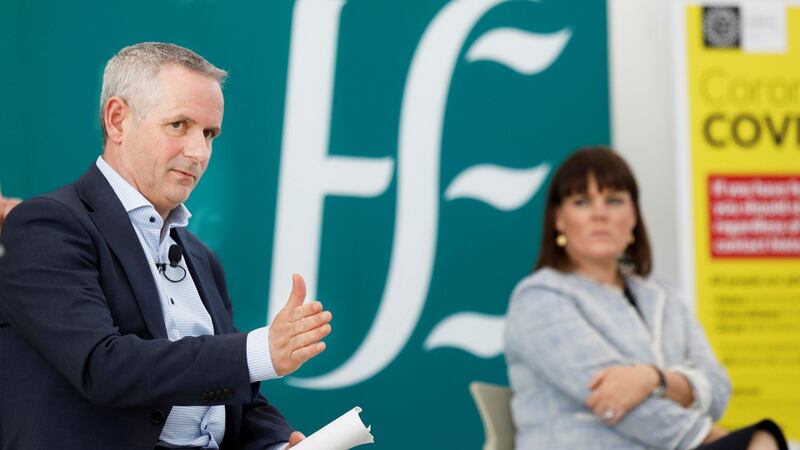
[96,157,286,450]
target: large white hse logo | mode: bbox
[269,0,569,389]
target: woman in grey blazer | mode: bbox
[504,147,787,450]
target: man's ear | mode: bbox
[104,97,130,145]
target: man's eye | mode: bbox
[169,121,185,131]
[203,129,215,139]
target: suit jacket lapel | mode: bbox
[76,165,169,339]
[172,228,227,335]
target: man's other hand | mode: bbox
[0,195,22,234]
[268,274,332,376]
[286,431,306,448]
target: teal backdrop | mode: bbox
[0,0,609,447]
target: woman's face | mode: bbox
[555,174,637,270]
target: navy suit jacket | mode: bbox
[0,165,293,449]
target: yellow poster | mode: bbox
[685,2,800,440]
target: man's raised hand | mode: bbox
[268,274,332,376]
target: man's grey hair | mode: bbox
[99,42,228,144]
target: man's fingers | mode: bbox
[287,431,305,448]
[289,323,332,349]
[291,310,332,335]
[291,341,326,364]
[286,274,307,308]
[268,289,331,376]
[289,300,323,322]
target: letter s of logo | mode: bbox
[271,0,569,389]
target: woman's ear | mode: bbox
[555,207,565,233]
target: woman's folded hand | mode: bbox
[586,365,660,425]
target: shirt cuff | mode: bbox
[264,442,289,450]
[246,326,281,382]
[670,365,712,414]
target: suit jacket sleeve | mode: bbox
[203,244,294,448]
[0,197,255,409]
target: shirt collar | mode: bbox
[95,155,192,229]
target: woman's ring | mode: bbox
[603,408,616,420]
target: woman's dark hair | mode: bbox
[534,146,652,276]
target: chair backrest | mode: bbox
[469,381,515,450]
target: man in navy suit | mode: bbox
[0,42,332,450]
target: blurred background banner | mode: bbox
[0,0,609,446]
[676,1,800,442]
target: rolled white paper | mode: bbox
[292,406,374,450]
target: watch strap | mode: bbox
[650,365,668,397]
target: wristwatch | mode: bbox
[650,365,667,397]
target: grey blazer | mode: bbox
[504,268,731,450]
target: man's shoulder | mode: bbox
[9,182,83,221]
[2,165,109,239]
[13,164,115,220]
[21,164,98,210]
[40,181,82,206]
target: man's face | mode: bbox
[119,64,223,216]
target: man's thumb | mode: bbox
[286,273,307,307]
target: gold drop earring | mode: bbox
[556,234,567,247]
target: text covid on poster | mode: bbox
[681,2,800,440]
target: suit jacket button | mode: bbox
[200,392,209,402]
[223,388,233,399]
[150,409,166,424]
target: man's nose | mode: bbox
[183,131,211,162]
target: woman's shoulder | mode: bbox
[509,267,593,310]
[506,269,579,333]
[513,267,571,295]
